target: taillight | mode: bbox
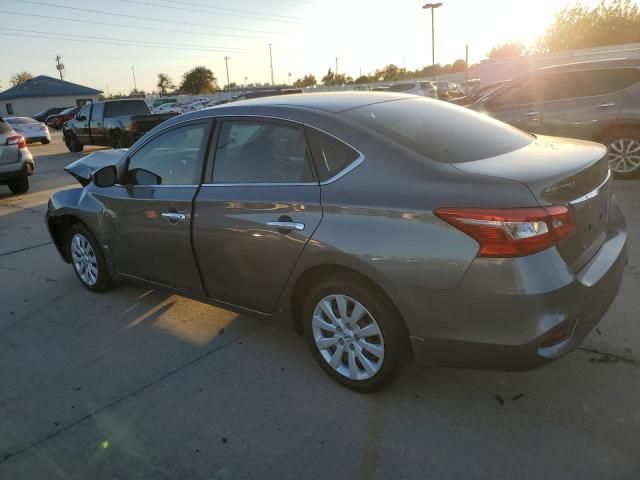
[434,206,576,257]
[5,135,26,149]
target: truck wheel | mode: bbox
[8,175,29,194]
[65,135,84,153]
[111,130,123,149]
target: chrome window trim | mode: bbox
[569,170,611,205]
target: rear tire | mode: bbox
[601,128,640,179]
[42,139,50,145]
[111,130,123,149]
[303,272,407,392]
[68,224,115,293]
[8,175,29,194]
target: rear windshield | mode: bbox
[7,117,37,124]
[343,98,534,163]
[105,101,150,117]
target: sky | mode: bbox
[0,0,599,94]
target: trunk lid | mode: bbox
[452,135,611,271]
[65,149,126,186]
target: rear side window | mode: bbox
[579,68,640,96]
[344,97,534,163]
[105,101,150,117]
[305,127,360,181]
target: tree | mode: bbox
[537,0,640,53]
[129,88,146,97]
[156,73,175,95]
[179,66,219,94]
[10,71,33,87]
[450,59,468,72]
[488,42,525,59]
[293,74,317,88]
[354,75,372,84]
[373,64,408,82]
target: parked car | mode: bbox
[181,100,210,113]
[433,81,463,100]
[450,80,510,106]
[471,59,640,178]
[46,107,79,130]
[387,81,438,98]
[33,106,70,123]
[153,102,183,114]
[0,118,34,194]
[229,88,303,102]
[62,99,178,152]
[4,116,50,144]
[46,92,626,392]
[460,78,481,96]
[152,98,178,109]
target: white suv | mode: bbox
[387,81,438,98]
[0,118,34,194]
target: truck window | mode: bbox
[104,101,150,117]
[90,103,105,122]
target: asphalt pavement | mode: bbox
[1,132,639,479]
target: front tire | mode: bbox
[64,134,84,153]
[602,128,640,179]
[8,175,29,194]
[303,273,406,392]
[68,224,115,292]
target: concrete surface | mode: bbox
[0,134,639,480]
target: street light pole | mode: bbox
[131,66,137,92]
[422,3,443,81]
[224,56,231,91]
[268,43,274,85]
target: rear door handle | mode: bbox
[267,221,305,231]
[596,102,615,108]
[161,212,187,224]
[524,111,540,117]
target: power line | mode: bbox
[0,31,257,53]
[120,0,301,23]
[2,27,253,52]
[2,11,272,40]
[10,0,285,35]
[152,0,303,21]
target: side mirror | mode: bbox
[77,115,87,121]
[93,165,117,188]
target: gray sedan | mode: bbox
[46,93,627,392]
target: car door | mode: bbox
[540,69,626,139]
[192,117,322,313]
[89,101,105,145]
[483,76,547,133]
[75,104,92,144]
[96,120,212,292]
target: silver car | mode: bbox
[46,93,627,392]
[4,116,51,144]
[0,118,34,194]
[387,81,438,98]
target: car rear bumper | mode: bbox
[0,152,34,183]
[405,196,628,371]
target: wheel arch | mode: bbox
[592,120,640,143]
[47,213,92,263]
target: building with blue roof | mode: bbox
[0,75,102,117]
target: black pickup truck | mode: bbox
[62,99,177,152]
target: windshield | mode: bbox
[60,107,76,115]
[343,97,534,163]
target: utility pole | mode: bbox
[244,75,248,87]
[465,44,469,80]
[422,3,443,80]
[131,66,137,92]
[224,56,231,91]
[268,43,274,86]
[335,57,339,78]
[55,55,65,80]
[288,72,292,86]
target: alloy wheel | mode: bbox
[607,138,640,174]
[71,233,99,286]
[312,294,385,381]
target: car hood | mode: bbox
[65,149,127,186]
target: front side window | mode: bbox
[212,120,315,183]
[77,104,91,119]
[488,77,545,108]
[125,123,206,185]
[90,102,104,122]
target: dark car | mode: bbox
[472,59,640,178]
[229,88,303,103]
[450,80,510,106]
[33,106,70,123]
[63,99,178,151]
[46,107,78,130]
[46,93,626,392]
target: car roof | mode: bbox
[214,91,415,113]
[538,58,640,73]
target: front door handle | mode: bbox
[161,212,187,224]
[524,111,540,117]
[596,102,615,108]
[267,221,305,231]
